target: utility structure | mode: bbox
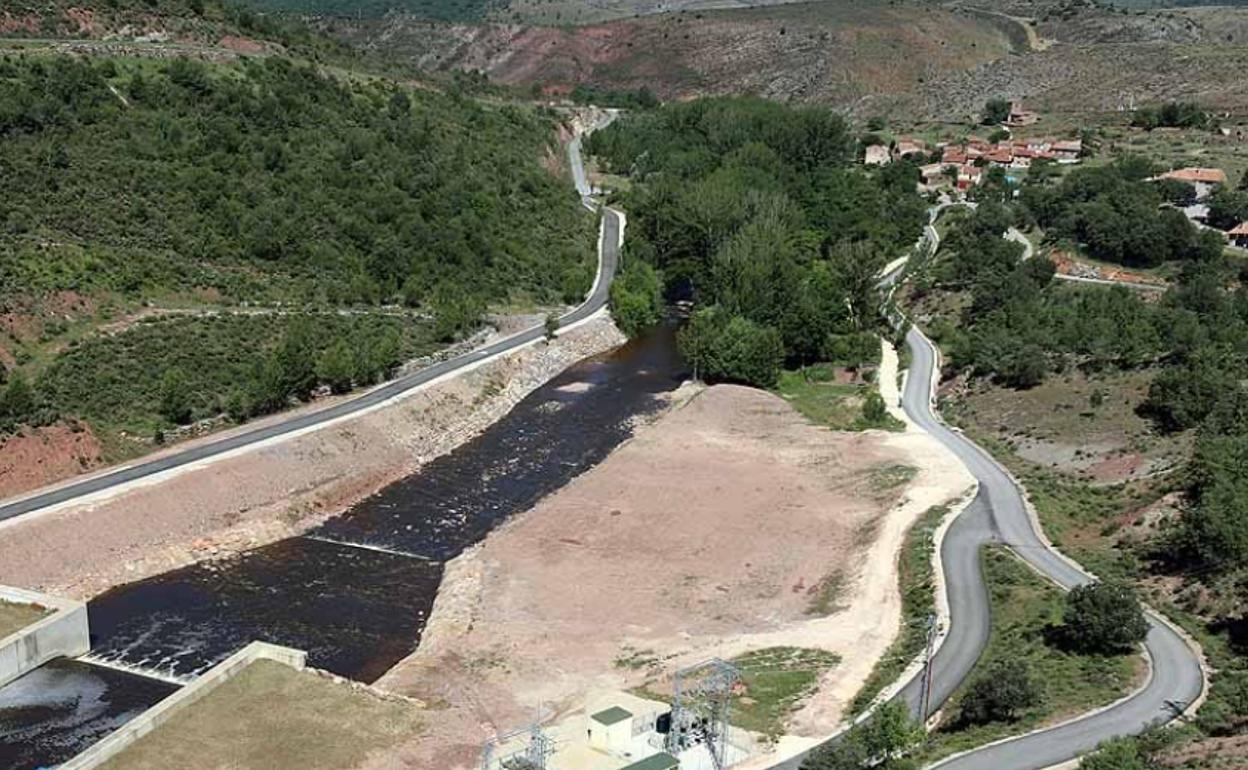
[665,658,741,770]
[481,720,554,770]
[918,612,939,725]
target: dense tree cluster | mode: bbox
[586,97,925,386]
[608,248,665,339]
[1130,101,1210,131]
[0,55,594,310]
[925,186,1248,574]
[1206,187,1248,231]
[0,54,597,437]
[18,313,431,435]
[1020,159,1224,268]
[981,97,1012,126]
[568,83,659,110]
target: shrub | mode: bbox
[1062,581,1149,654]
[1079,737,1147,770]
[959,659,1040,725]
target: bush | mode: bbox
[862,391,888,425]
[1079,737,1148,770]
[609,257,664,338]
[679,307,785,388]
[158,368,193,425]
[982,98,1012,125]
[1062,581,1149,654]
[802,700,921,770]
[959,659,1040,725]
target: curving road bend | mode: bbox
[779,214,1203,770]
[888,218,1201,769]
[0,122,619,525]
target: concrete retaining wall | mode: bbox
[0,585,89,689]
[61,641,307,770]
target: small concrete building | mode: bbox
[588,706,634,752]
[864,144,891,166]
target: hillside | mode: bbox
[321,1,1015,107]
[0,51,595,471]
[309,0,1248,120]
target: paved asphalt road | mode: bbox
[776,218,1203,770]
[0,128,618,524]
[1,124,1203,768]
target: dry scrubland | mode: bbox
[326,0,1248,120]
[324,2,1012,106]
[366,381,973,769]
[0,317,623,599]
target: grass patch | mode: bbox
[0,600,49,640]
[869,463,919,493]
[775,367,904,432]
[96,659,421,770]
[730,647,842,741]
[630,648,842,742]
[919,547,1141,763]
[805,570,848,617]
[850,504,949,714]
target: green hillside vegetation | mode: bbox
[1,0,344,58]
[0,53,593,444]
[587,97,925,387]
[909,158,1248,767]
[920,549,1140,763]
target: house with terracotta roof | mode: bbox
[1161,167,1229,199]
[1052,139,1083,162]
[957,165,984,191]
[894,137,928,160]
[942,147,968,165]
[1230,222,1248,249]
[919,162,948,187]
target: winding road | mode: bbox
[0,122,619,525]
[0,115,1204,770]
[778,216,1204,770]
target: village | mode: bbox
[864,102,1248,255]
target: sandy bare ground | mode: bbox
[0,317,624,599]
[364,378,974,770]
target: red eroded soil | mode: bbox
[218,35,267,54]
[0,12,40,34]
[64,7,97,35]
[0,422,105,499]
[1088,451,1144,483]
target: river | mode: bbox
[0,327,684,769]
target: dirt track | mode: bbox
[365,382,973,769]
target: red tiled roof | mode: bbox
[1163,167,1229,185]
[1230,222,1248,236]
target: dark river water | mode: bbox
[0,327,684,769]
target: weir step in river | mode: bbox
[0,328,685,770]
